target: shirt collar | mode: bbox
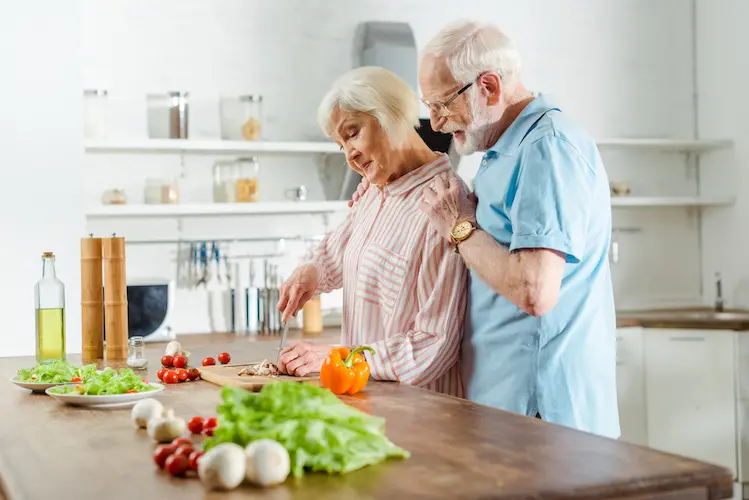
[486,93,561,157]
[379,153,452,198]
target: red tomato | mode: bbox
[174,444,194,459]
[161,355,174,367]
[188,450,204,471]
[153,445,174,469]
[177,369,189,383]
[203,427,214,437]
[187,416,204,434]
[163,371,179,384]
[202,357,216,366]
[125,388,136,394]
[171,437,192,448]
[203,417,218,429]
[173,355,187,369]
[217,352,231,364]
[71,377,82,383]
[187,368,201,380]
[157,368,167,381]
[164,454,189,477]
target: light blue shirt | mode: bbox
[463,94,620,438]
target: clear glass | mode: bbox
[34,252,66,363]
[219,95,263,141]
[127,336,148,370]
[144,178,179,204]
[83,89,109,139]
[235,157,260,202]
[147,92,189,139]
[213,159,238,203]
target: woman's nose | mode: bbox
[346,148,361,164]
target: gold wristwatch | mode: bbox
[450,220,477,254]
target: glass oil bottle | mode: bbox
[34,252,66,363]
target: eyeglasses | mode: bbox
[421,81,474,117]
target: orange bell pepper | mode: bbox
[320,346,375,395]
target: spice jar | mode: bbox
[127,336,148,370]
[219,95,263,141]
[213,159,238,203]
[101,188,127,205]
[235,157,260,202]
[147,91,189,139]
[144,178,180,204]
[83,89,109,139]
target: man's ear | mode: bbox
[478,72,502,106]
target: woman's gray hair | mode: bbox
[421,20,522,87]
[317,66,419,147]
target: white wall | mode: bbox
[0,1,86,357]
[697,0,748,309]
[77,0,703,336]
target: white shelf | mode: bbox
[86,201,350,218]
[84,139,342,155]
[596,138,733,153]
[611,196,733,207]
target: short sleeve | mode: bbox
[509,135,596,264]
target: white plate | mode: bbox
[44,383,165,407]
[10,376,80,393]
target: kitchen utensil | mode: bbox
[285,185,307,202]
[81,236,104,361]
[277,322,289,364]
[198,363,317,392]
[103,236,128,361]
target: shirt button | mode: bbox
[482,160,488,166]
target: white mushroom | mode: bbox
[198,443,247,491]
[146,408,186,443]
[164,340,183,357]
[131,398,164,429]
[245,439,290,488]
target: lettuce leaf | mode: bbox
[16,360,97,383]
[202,382,409,477]
[49,367,156,395]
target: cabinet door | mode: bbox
[616,327,648,446]
[645,329,737,476]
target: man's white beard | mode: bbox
[445,94,494,156]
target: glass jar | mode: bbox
[235,157,260,202]
[219,95,263,141]
[144,178,179,204]
[83,89,109,139]
[147,91,189,139]
[101,188,127,205]
[213,159,238,203]
[127,336,148,370]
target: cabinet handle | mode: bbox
[668,336,706,342]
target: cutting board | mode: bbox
[198,363,319,392]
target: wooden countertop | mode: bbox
[0,333,734,500]
[616,307,749,331]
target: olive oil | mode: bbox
[36,308,65,362]
[34,252,66,363]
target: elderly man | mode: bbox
[352,20,619,438]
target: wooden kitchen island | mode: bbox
[0,332,734,500]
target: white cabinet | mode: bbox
[644,328,737,477]
[616,327,648,446]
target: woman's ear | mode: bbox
[478,72,502,106]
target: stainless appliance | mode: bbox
[102,278,176,343]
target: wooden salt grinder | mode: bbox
[80,235,104,361]
[103,236,128,361]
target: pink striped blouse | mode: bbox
[304,154,468,397]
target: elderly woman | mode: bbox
[276,66,468,396]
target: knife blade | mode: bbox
[277,321,289,364]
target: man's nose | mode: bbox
[429,110,446,133]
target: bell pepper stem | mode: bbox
[343,346,375,368]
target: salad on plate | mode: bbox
[48,367,157,396]
[15,360,98,384]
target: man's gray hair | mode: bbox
[421,20,522,86]
[317,66,419,147]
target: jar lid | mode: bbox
[238,94,263,102]
[166,91,190,97]
[42,252,54,258]
[236,156,259,162]
[83,89,108,96]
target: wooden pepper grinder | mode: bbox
[103,234,128,361]
[80,235,104,362]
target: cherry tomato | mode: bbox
[202,357,216,366]
[187,368,201,380]
[125,388,136,394]
[203,427,214,437]
[174,444,194,459]
[153,445,174,469]
[177,369,189,383]
[173,355,187,369]
[71,377,82,383]
[163,371,179,384]
[188,450,204,471]
[171,437,192,448]
[161,355,174,367]
[217,352,231,364]
[157,369,167,381]
[203,417,218,429]
[187,416,204,434]
[164,454,189,477]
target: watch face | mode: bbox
[452,221,472,239]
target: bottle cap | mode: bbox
[42,252,54,258]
